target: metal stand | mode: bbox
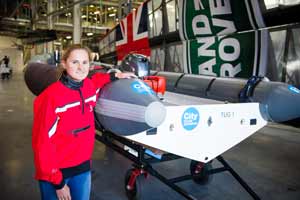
[213,156,261,200]
[95,130,261,200]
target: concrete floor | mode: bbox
[1,72,300,200]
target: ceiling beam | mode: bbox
[9,0,26,18]
[45,0,120,18]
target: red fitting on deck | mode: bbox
[143,76,166,95]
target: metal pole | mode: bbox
[30,0,37,56]
[73,0,82,44]
[48,0,54,53]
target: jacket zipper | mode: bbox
[78,89,85,114]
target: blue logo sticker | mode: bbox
[131,81,154,95]
[181,107,200,131]
[288,85,300,94]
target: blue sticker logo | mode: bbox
[181,107,200,131]
[288,85,300,94]
[131,81,154,95]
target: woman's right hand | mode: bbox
[56,184,71,200]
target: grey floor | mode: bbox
[1,72,300,200]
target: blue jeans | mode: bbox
[39,171,91,200]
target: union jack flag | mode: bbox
[115,3,150,64]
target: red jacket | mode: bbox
[32,73,111,187]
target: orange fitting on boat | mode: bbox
[143,76,166,95]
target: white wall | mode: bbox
[0,36,24,73]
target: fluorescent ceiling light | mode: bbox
[87,32,94,36]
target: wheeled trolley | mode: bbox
[95,130,261,200]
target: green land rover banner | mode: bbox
[179,0,268,78]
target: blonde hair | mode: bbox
[57,44,92,79]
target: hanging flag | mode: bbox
[115,3,151,64]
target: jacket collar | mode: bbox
[60,72,83,90]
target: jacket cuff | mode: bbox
[53,179,65,190]
[109,72,119,81]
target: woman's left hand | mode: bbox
[115,72,137,79]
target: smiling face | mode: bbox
[62,49,90,82]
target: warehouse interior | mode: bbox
[0,0,300,200]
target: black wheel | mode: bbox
[190,160,213,185]
[124,169,146,200]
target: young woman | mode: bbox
[32,44,133,200]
